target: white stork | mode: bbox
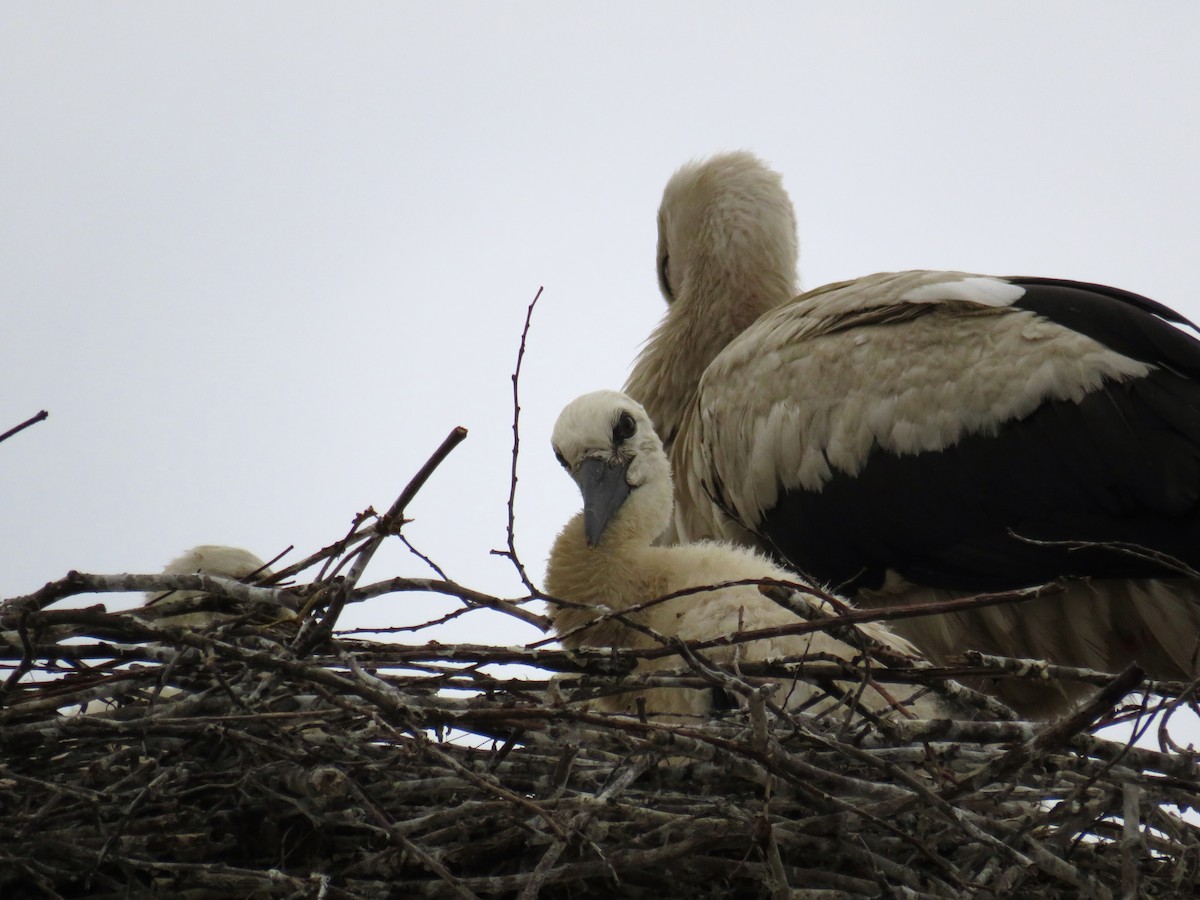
[625,152,1200,716]
[544,390,952,724]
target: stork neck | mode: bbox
[627,268,791,450]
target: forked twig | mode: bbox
[291,426,469,656]
[346,425,469,590]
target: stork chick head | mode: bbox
[551,390,673,548]
[657,150,798,311]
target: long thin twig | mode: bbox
[490,286,543,595]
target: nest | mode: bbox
[2,422,1200,899]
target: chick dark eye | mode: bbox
[553,448,569,470]
[658,252,673,302]
[613,411,636,444]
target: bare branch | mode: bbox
[0,409,48,445]
[490,286,544,595]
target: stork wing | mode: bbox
[683,272,1200,593]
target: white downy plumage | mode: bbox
[625,152,1200,717]
[140,544,284,629]
[544,390,951,726]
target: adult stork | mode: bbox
[545,390,952,725]
[625,151,1200,716]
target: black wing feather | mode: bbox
[755,279,1200,593]
[1009,277,1200,374]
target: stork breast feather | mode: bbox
[695,299,1152,523]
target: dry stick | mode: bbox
[397,531,449,581]
[942,665,1145,807]
[1012,531,1200,579]
[958,651,1173,694]
[491,286,543,595]
[292,426,468,656]
[1044,692,1164,860]
[1121,781,1141,900]
[409,729,573,844]
[355,576,548,630]
[541,582,1061,665]
[536,579,1058,660]
[267,510,377,585]
[0,409,48,446]
[340,775,482,900]
[686,582,1061,659]
[348,425,470,590]
[93,769,168,871]
[532,577,824,649]
[518,755,654,900]
[0,572,292,627]
[0,615,38,702]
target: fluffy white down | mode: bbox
[545,391,951,725]
[140,544,282,629]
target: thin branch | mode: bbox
[345,425,469,590]
[1011,531,1200,579]
[267,509,377,585]
[291,426,468,656]
[0,409,48,445]
[490,286,543,595]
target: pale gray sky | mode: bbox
[3,4,1200,658]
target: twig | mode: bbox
[537,581,1061,661]
[490,286,543,595]
[1011,531,1200,579]
[1121,780,1141,899]
[291,426,468,656]
[941,665,1145,805]
[0,409,48,445]
[267,510,376,584]
[354,576,548,630]
[345,425,469,590]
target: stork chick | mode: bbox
[140,544,286,629]
[545,390,950,725]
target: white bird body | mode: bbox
[545,390,949,724]
[140,544,280,629]
[627,152,1200,716]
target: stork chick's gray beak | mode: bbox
[575,457,633,547]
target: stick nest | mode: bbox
[2,419,1199,898]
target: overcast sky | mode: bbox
[3,5,1200,662]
